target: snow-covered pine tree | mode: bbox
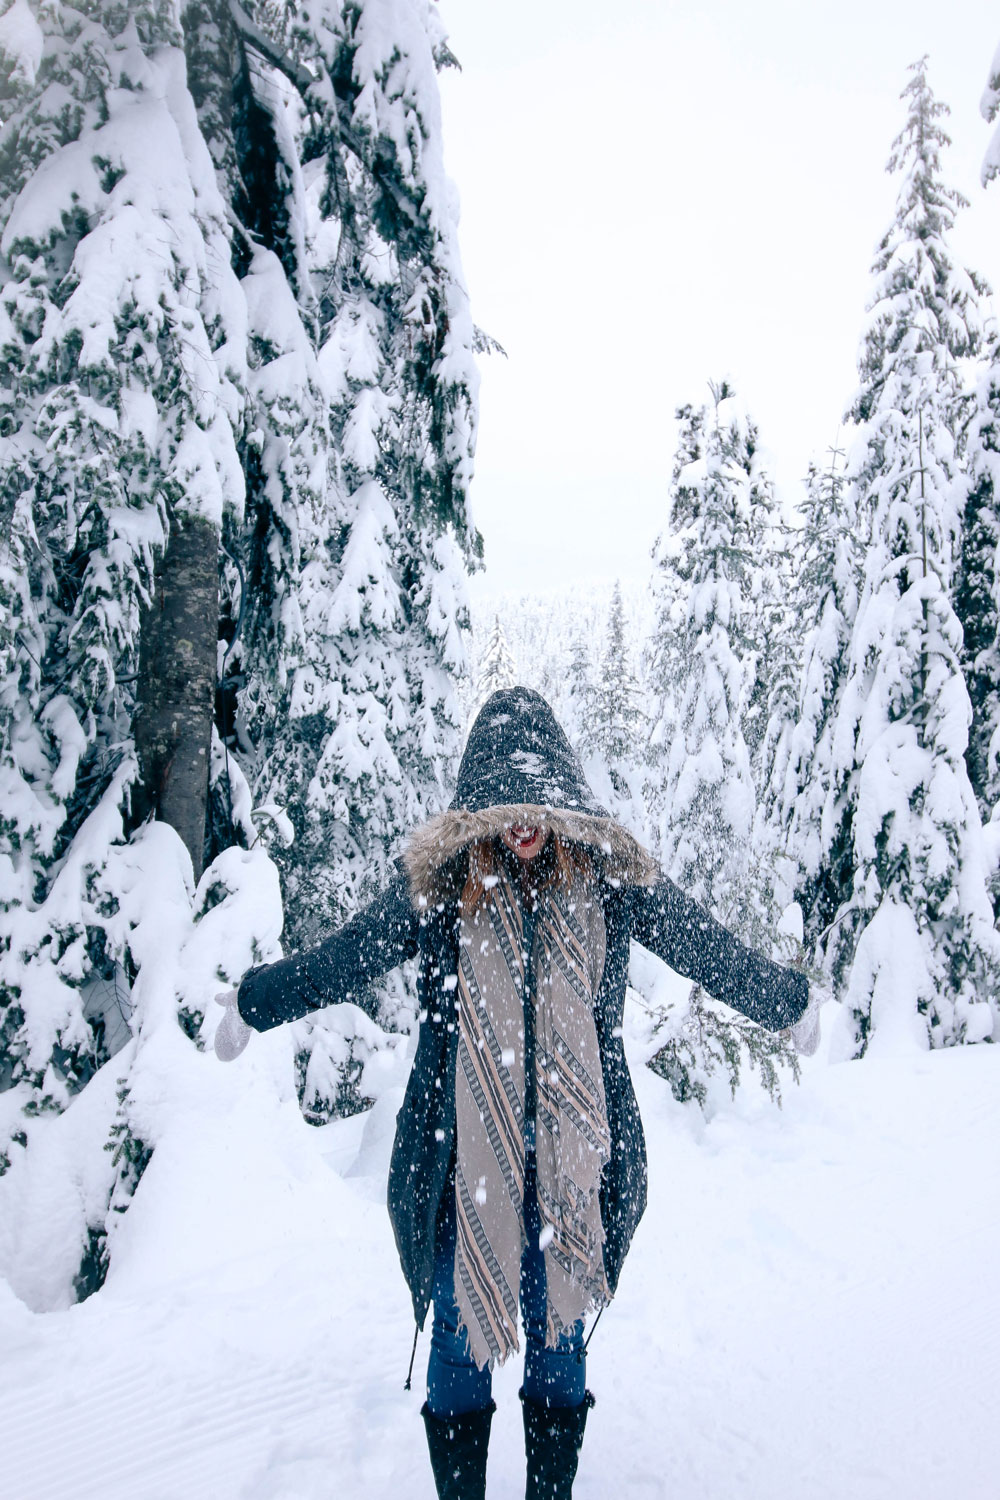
[658,382,757,918]
[955,349,1000,832]
[736,409,787,786]
[0,0,479,1298]
[237,0,479,956]
[770,447,861,959]
[171,1,480,1120]
[826,58,998,1052]
[0,3,295,1312]
[0,0,248,1150]
[167,1,479,950]
[714,397,801,949]
[648,392,786,905]
[581,581,646,833]
[176,0,341,881]
[643,392,798,1106]
[747,580,801,931]
[599,583,644,757]
[644,403,704,859]
[564,630,596,749]
[957,43,1000,835]
[476,615,517,703]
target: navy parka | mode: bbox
[238,689,808,1329]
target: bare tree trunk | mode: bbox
[134,514,218,881]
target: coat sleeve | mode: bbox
[236,871,420,1032]
[629,878,808,1031]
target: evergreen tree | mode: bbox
[648,393,785,902]
[715,398,797,942]
[0,0,480,1289]
[476,615,517,702]
[171,0,482,1134]
[940,33,1000,905]
[644,403,704,856]
[748,587,801,925]
[770,447,861,955]
[586,582,645,819]
[0,0,247,1137]
[736,408,786,783]
[659,382,756,919]
[955,50,1000,832]
[194,0,480,951]
[825,59,998,1050]
[955,351,1000,829]
[642,395,798,1108]
[565,631,596,752]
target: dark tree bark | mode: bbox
[133,514,219,881]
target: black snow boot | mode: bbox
[520,1388,595,1500]
[421,1400,495,1500]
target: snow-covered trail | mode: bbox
[3,1013,998,1500]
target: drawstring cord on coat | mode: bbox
[577,1305,605,1363]
[404,1324,419,1391]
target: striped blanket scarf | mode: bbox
[454,861,612,1369]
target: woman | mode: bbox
[215,688,810,1500]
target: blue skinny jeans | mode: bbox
[426,1159,586,1417]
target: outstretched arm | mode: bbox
[630,878,808,1030]
[237,870,420,1033]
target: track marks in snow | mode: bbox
[2,1360,349,1500]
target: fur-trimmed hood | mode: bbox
[404,688,659,906]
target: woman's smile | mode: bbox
[502,824,545,860]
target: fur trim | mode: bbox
[403,803,660,908]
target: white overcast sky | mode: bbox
[436,0,1000,598]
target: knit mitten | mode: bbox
[786,989,820,1057]
[213,989,252,1062]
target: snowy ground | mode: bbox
[2,988,998,1500]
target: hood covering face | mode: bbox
[404,687,659,904]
